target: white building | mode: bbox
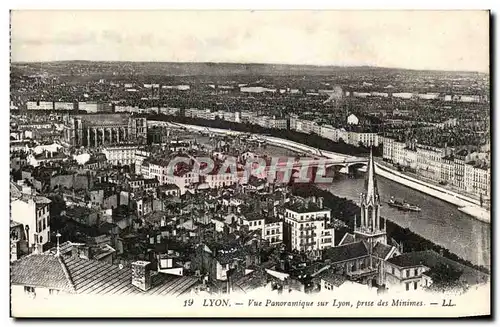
[347,114,359,125]
[263,218,283,246]
[268,117,287,130]
[381,136,395,161]
[415,145,445,182]
[240,215,265,233]
[205,170,240,189]
[26,101,53,111]
[284,197,335,252]
[348,132,379,147]
[134,149,152,175]
[11,194,51,247]
[54,102,75,110]
[320,125,337,141]
[392,93,414,99]
[159,107,180,116]
[102,144,138,166]
[78,102,99,113]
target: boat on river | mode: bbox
[387,196,421,212]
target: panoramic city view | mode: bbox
[9,10,490,318]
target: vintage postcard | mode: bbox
[9,10,490,318]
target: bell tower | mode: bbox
[354,147,387,248]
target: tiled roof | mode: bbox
[317,270,348,287]
[372,242,395,260]
[10,182,22,199]
[338,233,356,246]
[233,270,268,293]
[10,220,23,228]
[11,254,76,293]
[322,241,368,264]
[11,254,200,296]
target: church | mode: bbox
[322,148,400,288]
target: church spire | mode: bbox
[365,147,378,205]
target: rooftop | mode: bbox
[285,199,328,214]
[11,254,199,296]
[322,241,369,264]
[317,269,348,287]
[372,242,395,260]
[387,250,489,286]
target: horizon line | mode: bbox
[10,60,489,74]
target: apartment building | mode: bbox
[415,145,444,181]
[11,194,52,247]
[284,197,335,252]
[263,217,283,246]
[102,144,138,166]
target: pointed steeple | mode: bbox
[365,147,378,205]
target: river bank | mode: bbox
[374,162,490,224]
[152,117,489,223]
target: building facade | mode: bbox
[284,197,334,252]
[10,194,51,247]
[102,144,139,166]
[65,113,147,147]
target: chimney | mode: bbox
[34,243,43,254]
[72,244,91,259]
[131,261,152,291]
[318,197,324,209]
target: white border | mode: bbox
[2,1,497,326]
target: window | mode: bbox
[392,267,395,275]
[49,289,59,295]
[405,270,409,278]
[24,286,35,295]
[405,283,410,291]
[414,268,418,276]
[413,281,418,290]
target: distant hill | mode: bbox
[12,61,485,77]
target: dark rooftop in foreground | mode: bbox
[11,253,199,296]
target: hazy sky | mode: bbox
[11,10,489,72]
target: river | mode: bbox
[257,144,491,269]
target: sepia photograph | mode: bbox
[8,9,491,318]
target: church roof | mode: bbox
[372,242,395,260]
[338,233,356,246]
[322,241,369,263]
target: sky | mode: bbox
[10,10,489,72]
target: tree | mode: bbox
[426,263,466,293]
